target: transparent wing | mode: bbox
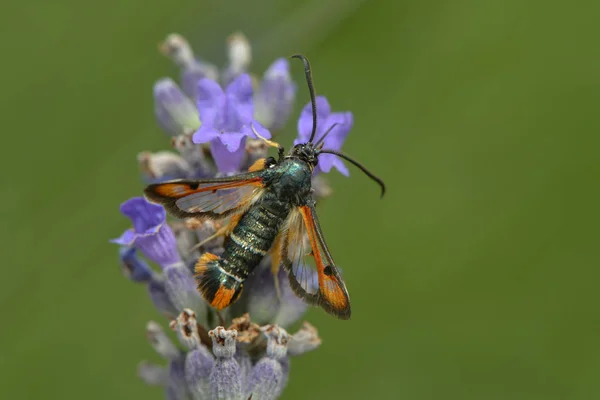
[144,171,265,220]
[281,203,351,319]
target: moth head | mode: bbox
[290,143,319,168]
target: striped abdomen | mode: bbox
[194,194,290,309]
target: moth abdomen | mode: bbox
[194,253,244,310]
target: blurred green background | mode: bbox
[2,0,599,398]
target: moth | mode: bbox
[145,55,385,319]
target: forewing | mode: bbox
[281,203,351,319]
[144,171,265,220]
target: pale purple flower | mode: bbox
[247,326,289,399]
[295,96,353,175]
[137,151,191,182]
[163,262,207,322]
[159,33,219,100]
[119,246,153,282]
[153,78,200,136]
[119,246,178,318]
[221,32,252,87]
[209,328,243,399]
[111,197,181,267]
[192,74,271,173]
[237,263,311,328]
[147,277,179,319]
[254,58,296,131]
[113,32,346,400]
[138,361,169,386]
[170,310,213,399]
[138,307,321,400]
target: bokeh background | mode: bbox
[2,0,599,398]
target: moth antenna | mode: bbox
[291,54,318,143]
[314,122,339,147]
[318,149,386,198]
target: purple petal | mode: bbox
[316,153,349,176]
[235,349,252,390]
[119,246,153,282]
[331,155,350,176]
[147,277,178,318]
[181,61,219,100]
[295,96,331,144]
[185,345,214,398]
[319,111,353,151]
[111,229,136,246]
[210,138,246,173]
[192,126,221,145]
[134,223,181,267]
[217,132,247,153]
[243,263,280,325]
[246,359,284,400]
[210,358,242,400]
[209,328,243,399]
[153,78,200,136]
[265,58,289,77]
[315,153,335,175]
[146,321,180,359]
[197,78,225,126]
[246,326,289,399]
[168,358,190,400]
[163,263,207,317]
[137,361,169,386]
[226,73,254,122]
[272,267,310,328]
[119,197,165,234]
[255,58,296,131]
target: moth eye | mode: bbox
[266,156,276,168]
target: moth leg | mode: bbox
[251,124,285,159]
[189,228,226,252]
[189,215,242,253]
[270,234,283,301]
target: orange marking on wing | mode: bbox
[211,286,236,310]
[153,183,196,198]
[248,158,266,172]
[299,206,349,312]
[299,206,325,284]
[154,179,263,199]
[321,275,349,310]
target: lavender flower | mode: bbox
[254,58,296,132]
[159,33,219,100]
[295,96,353,175]
[222,32,252,87]
[111,32,354,399]
[154,78,201,136]
[112,197,181,267]
[119,246,178,317]
[139,311,321,400]
[138,151,191,182]
[192,74,271,173]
